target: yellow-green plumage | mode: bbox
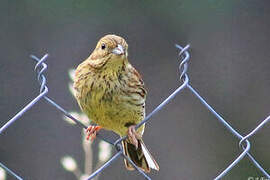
[73,34,159,172]
[74,52,145,136]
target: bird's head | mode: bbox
[88,34,128,69]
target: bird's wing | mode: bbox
[122,63,147,107]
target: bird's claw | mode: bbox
[86,125,102,142]
[127,125,141,149]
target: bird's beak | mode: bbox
[112,44,124,55]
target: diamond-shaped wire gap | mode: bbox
[187,84,270,179]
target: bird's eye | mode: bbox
[101,44,106,50]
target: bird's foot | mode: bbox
[86,125,102,142]
[127,125,141,149]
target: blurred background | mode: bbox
[1,0,270,179]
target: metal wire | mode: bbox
[0,44,269,179]
[0,162,23,180]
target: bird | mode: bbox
[73,34,159,172]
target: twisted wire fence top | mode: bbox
[0,44,270,180]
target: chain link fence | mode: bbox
[0,44,270,180]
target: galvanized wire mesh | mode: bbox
[0,44,270,179]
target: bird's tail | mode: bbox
[122,139,159,172]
